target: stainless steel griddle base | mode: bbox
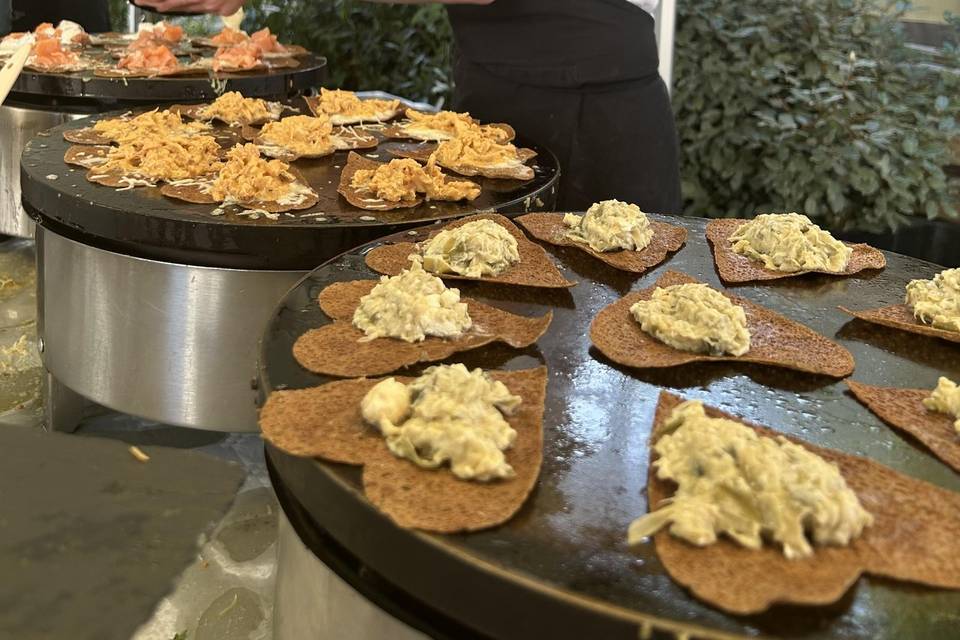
[37,228,305,432]
[275,510,426,640]
[0,105,86,238]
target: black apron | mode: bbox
[11,0,111,33]
[447,0,681,213]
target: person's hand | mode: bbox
[133,0,246,16]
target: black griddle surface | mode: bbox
[20,104,559,270]
[259,215,960,640]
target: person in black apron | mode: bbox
[133,0,681,213]
[10,0,111,33]
[447,1,681,213]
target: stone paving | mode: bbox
[0,238,278,640]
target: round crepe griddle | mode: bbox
[259,214,960,640]
[9,41,325,104]
[19,104,560,270]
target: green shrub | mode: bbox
[114,0,455,106]
[673,0,960,232]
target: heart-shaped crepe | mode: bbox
[591,271,854,377]
[63,127,114,146]
[365,213,576,288]
[93,64,206,78]
[171,99,284,127]
[389,142,537,181]
[338,152,482,211]
[383,110,516,143]
[706,218,886,283]
[839,303,960,344]
[643,391,960,614]
[293,279,553,377]
[847,380,960,472]
[515,212,687,274]
[160,167,318,213]
[63,145,110,169]
[241,123,378,161]
[304,93,402,125]
[259,367,547,533]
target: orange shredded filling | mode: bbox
[351,157,479,203]
[259,115,335,155]
[404,110,511,143]
[98,134,222,182]
[201,91,274,124]
[315,88,399,119]
[210,144,299,203]
[118,45,178,71]
[433,129,519,168]
[92,109,209,144]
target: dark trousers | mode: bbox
[452,58,682,214]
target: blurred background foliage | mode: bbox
[112,0,960,233]
[673,0,960,233]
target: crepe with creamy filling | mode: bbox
[259,366,548,533]
[591,270,854,377]
[637,390,960,614]
[365,213,576,288]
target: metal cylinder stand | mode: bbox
[0,105,84,238]
[37,228,305,432]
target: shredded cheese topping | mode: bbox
[404,109,510,143]
[350,158,479,203]
[210,143,304,204]
[259,115,334,156]
[201,91,276,125]
[98,135,222,182]
[315,88,399,120]
[432,128,520,169]
[92,109,210,144]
